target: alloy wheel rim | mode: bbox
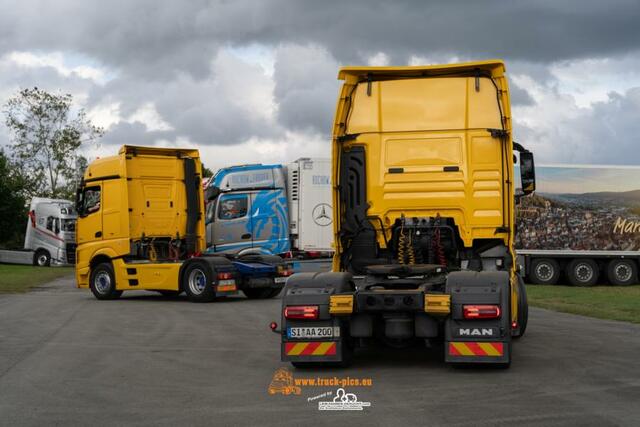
[188,269,207,295]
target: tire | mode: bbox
[607,259,638,286]
[529,258,560,285]
[182,261,216,302]
[567,259,599,287]
[33,249,51,267]
[242,288,277,299]
[157,290,182,298]
[513,275,528,339]
[89,262,123,300]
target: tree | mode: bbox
[0,150,27,248]
[3,87,104,199]
[202,164,214,178]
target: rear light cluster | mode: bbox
[217,272,234,280]
[284,305,319,320]
[463,305,501,319]
[277,265,294,277]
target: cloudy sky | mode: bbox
[0,0,639,170]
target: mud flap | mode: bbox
[444,271,511,365]
[280,272,353,363]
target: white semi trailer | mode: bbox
[516,164,640,286]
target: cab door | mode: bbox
[211,193,253,253]
[77,184,103,244]
[250,189,290,254]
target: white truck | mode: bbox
[204,158,333,259]
[516,164,640,286]
[0,198,77,266]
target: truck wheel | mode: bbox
[89,262,123,300]
[182,261,216,302]
[607,259,638,286]
[567,259,599,287]
[33,249,51,267]
[243,288,275,299]
[529,258,560,285]
[513,275,528,339]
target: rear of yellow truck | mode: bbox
[75,145,239,302]
[278,60,536,368]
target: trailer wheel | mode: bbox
[567,259,599,287]
[182,261,216,302]
[89,262,123,300]
[607,259,638,286]
[33,249,51,267]
[529,258,560,285]
[513,275,528,339]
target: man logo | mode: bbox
[459,328,494,337]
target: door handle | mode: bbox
[95,231,102,238]
[241,233,251,240]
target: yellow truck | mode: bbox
[277,60,536,367]
[75,146,291,302]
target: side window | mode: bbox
[217,195,248,220]
[206,201,215,224]
[83,186,101,215]
[46,216,54,231]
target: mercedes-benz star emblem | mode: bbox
[312,203,332,226]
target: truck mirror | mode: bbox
[519,151,536,195]
[205,186,221,201]
[75,188,85,217]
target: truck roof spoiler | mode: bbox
[338,60,506,82]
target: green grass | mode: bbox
[526,284,640,324]
[0,264,74,293]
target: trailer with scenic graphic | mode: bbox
[204,158,333,259]
[75,145,292,302]
[274,60,535,368]
[516,164,640,286]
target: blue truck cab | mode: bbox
[205,164,291,257]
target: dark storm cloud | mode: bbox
[100,121,170,146]
[510,81,536,106]
[273,44,339,134]
[514,87,640,165]
[1,0,639,152]
[1,0,638,78]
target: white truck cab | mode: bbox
[25,197,77,266]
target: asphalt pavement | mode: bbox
[0,275,639,426]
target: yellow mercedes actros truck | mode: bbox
[75,146,291,302]
[277,60,536,367]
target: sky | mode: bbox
[535,165,640,194]
[0,0,639,171]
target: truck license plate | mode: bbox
[287,327,339,339]
[274,277,287,284]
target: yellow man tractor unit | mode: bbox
[75,146,291,302]
[276,60,536,367]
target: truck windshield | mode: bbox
[61,219,76,232]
